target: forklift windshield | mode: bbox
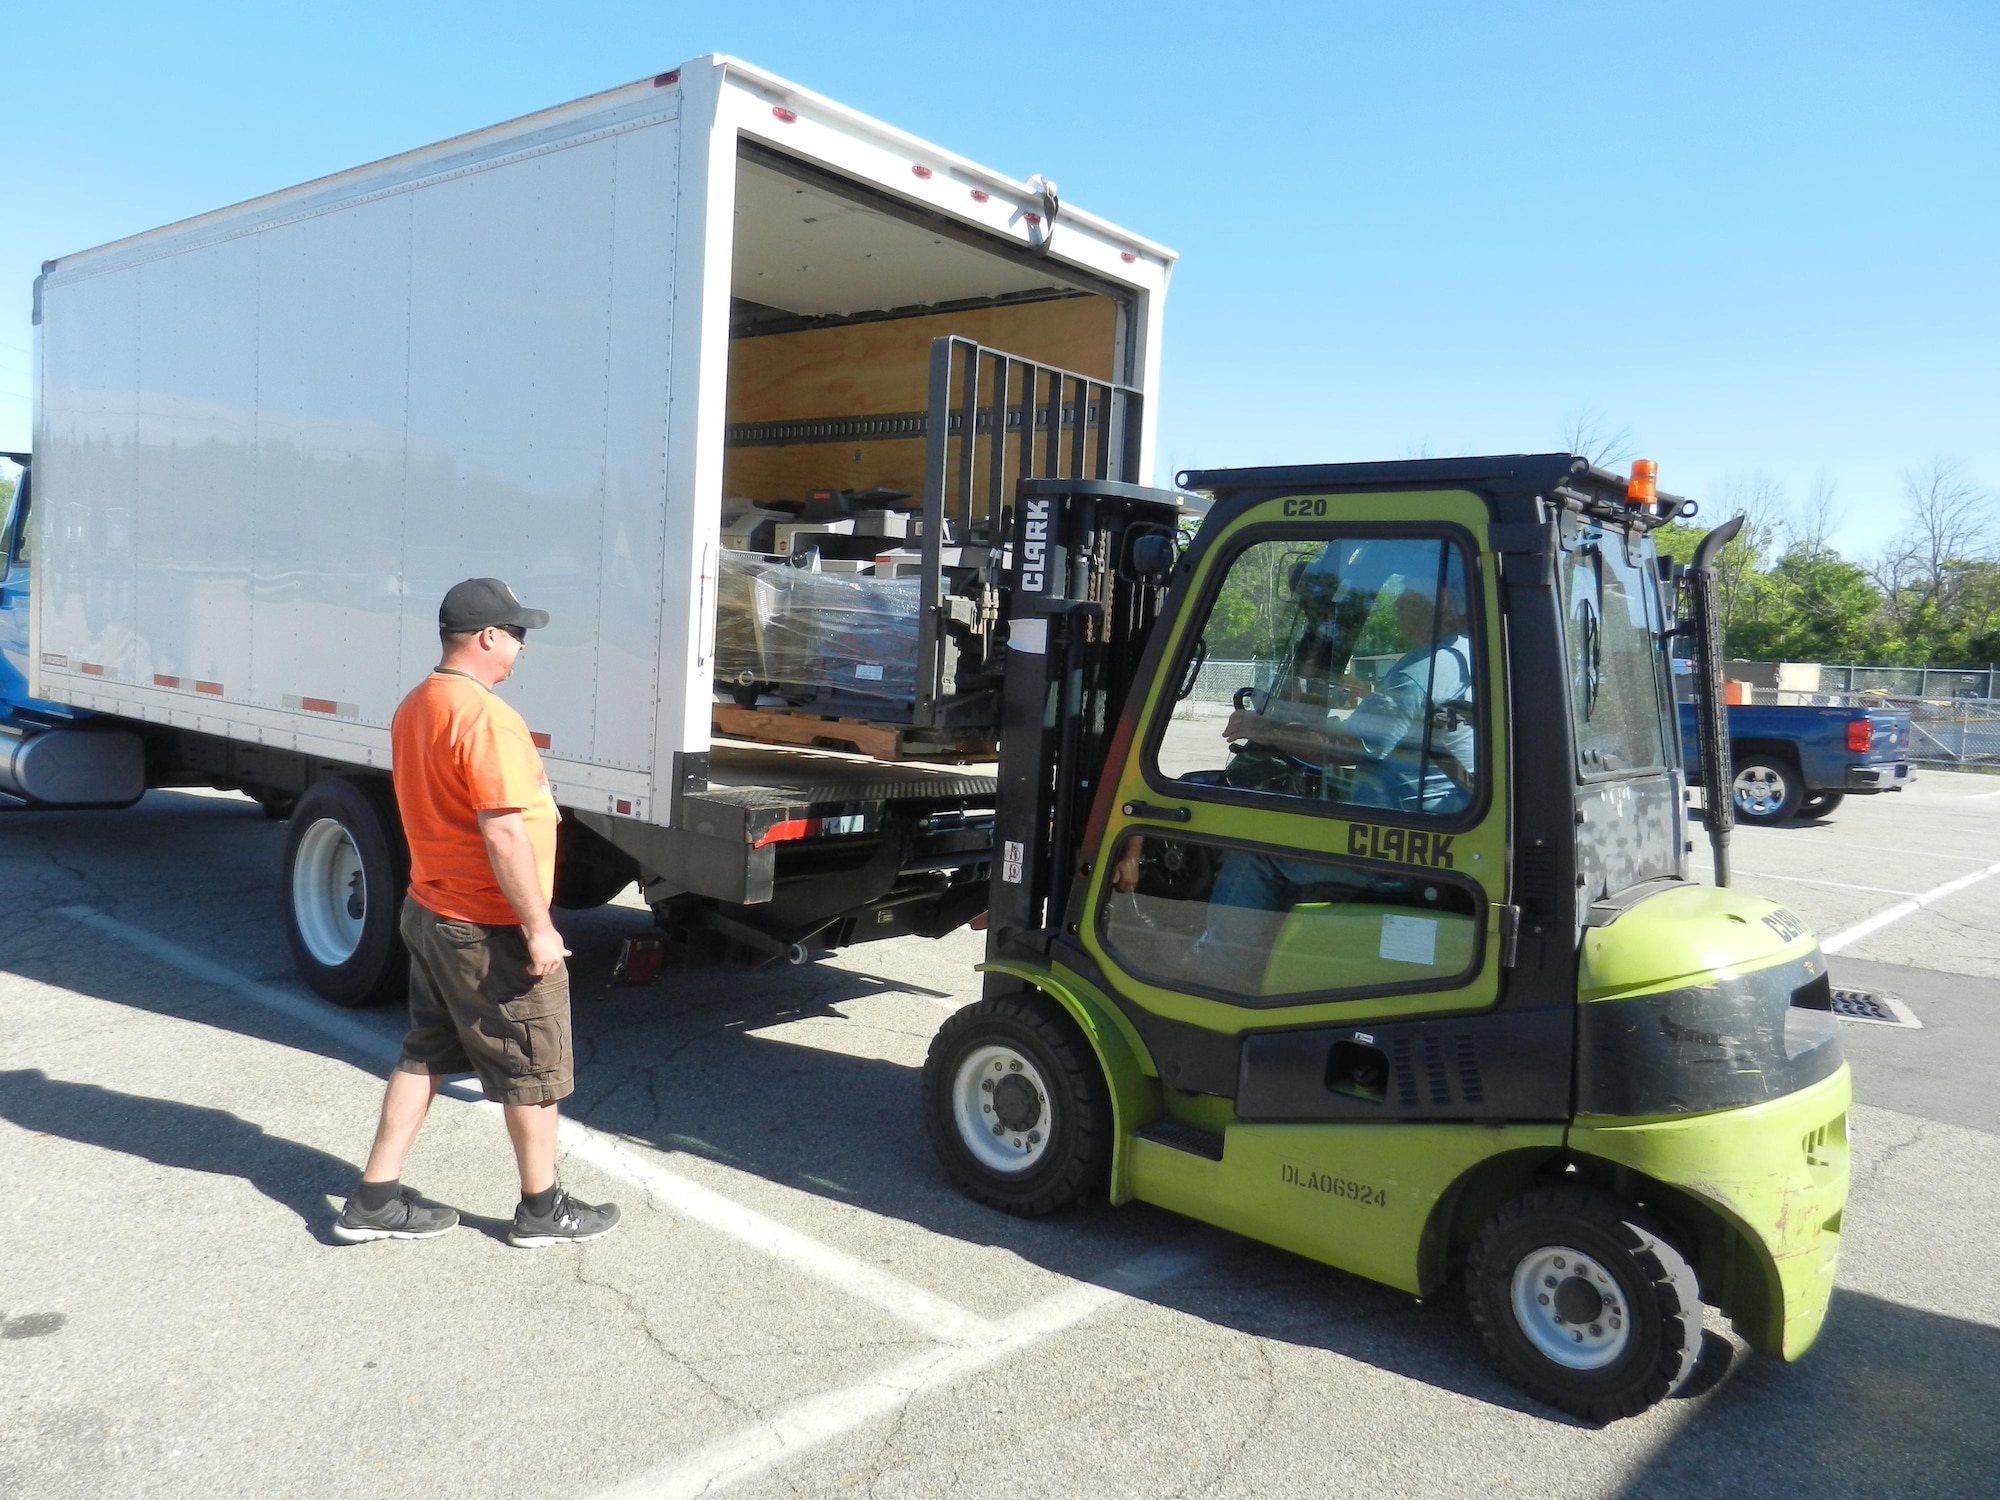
[1156,534,1479,817]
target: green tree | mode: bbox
[1655,474,1784,642]
[1729,547,1884,661]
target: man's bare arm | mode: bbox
[477,809,569,977]
[1222,708,1362,761]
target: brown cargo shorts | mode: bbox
[395,895,574,1106]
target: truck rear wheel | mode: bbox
[281,777,409,1008]
[1466,1186,1701,1422]
[1730,754,1803,824]
[922,993,1111,1217]
[1799,791,1844,819]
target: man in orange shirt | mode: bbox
[335,577,619,1247]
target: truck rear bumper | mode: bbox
[1845,762,1911,790]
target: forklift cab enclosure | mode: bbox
[925,454,1850,1423]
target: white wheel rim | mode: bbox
[951,1044,1053,1175]
[1510,1245,1634,1370]
[293,817,366,966]
[1732,765,1789,816]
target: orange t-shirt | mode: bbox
[391,670,557,926]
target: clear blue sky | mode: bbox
[3,2,1993,560]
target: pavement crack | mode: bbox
[1853,1115,1932,1192]
[567,1248,745,1417]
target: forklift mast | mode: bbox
[984,478,1190,970]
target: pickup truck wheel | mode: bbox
[922,993,1110,1217]
[1730,755,1803,824]
[1466,1187,1702,1423]
[281,777,410,1008]
[1799,791,1845,818]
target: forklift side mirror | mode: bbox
[1177,637,1210,700]
[1128,529,1177,584]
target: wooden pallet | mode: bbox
[712,704,997,763]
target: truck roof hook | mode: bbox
[1026,175,1060,252]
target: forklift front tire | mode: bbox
[1466,1186,1702,1422]
[922,993,1111,1217]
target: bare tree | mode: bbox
[1786,473,1843,565]
[1559,404,1637,471]
[1873,457,1994,622]
[1708,473,1786,634]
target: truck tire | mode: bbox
[1730,754,1802,824]
[922,992,1111,1217]
[552,861,632,910]
[1466,1186,1701,1422]
[1799,791,1844,819]
[281,777,410,1008]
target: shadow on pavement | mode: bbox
[0,1068,525,1246]
[1619,1290,2000,1500]
[18,789,1953,1430]
[0,1067,361,1244]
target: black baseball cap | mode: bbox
[439,577,550,634]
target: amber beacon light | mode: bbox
[1626,458,1659,508]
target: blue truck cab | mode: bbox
[1,451,41,714]
[1,453,144,808]
[1673,670,1913,824]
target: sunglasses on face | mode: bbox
[497,624,527,644]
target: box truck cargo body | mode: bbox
[11,55,1172,1001]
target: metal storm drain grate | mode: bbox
[1829,988,1923,1029]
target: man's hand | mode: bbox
[478,809,571,978]
[523,923,569,979]
[1110,835,1144,892]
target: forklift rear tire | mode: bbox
[281,777,410,1009]
[922,993,1111,1217]
[1466,1186,1701,1422]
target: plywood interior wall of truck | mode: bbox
[722,152,1124,504]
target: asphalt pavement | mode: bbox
[2,770,1996,1498]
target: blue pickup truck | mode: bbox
[1678,698,1914,824]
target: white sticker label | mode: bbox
[1379,914,1438,966]
[1002,840,1025,884]
[1008,618,1048,655]
[855,663,884,681]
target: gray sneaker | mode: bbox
[509,1188,621,1248]
[333,1187,459,1243]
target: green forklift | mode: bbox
[921,455,1849,1421]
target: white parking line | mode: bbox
[593,1237,1219,1500]
[1970,787,2000,801]
[1789,839,1993,864]
[1820,858,2000,954]
[1685,868,1924,898]
[54,905,400,1057]
[54,903,1225,1496]
[52,905,994,1344]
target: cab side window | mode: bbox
[1562,529,1669,775]
[2,466,27,566]
[1151,535,1480,817]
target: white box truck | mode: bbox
[3,54,1173,1002]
